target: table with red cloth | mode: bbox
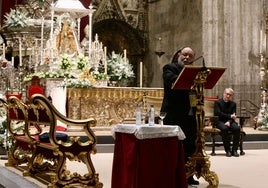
[111,124,187,188]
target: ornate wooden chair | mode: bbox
[1,95,103,188]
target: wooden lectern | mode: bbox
[172,65,226,187]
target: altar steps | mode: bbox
[95,126,268,152]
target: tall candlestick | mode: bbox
[124,49,127,62]
[260,29,263,54]
[50,3,54,40]
[41,16,44,65]
[11,57,14,67]
[19,39,22,66]
[2,43,5,59]
[140,61,143,88]
[88,14,93,54]
[104,47,107,74]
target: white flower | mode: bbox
[59,54,73,70]
[61,78,93,88]
[92,72,108,80]
[107,53,135,81]
[23,71,73,83]
[4,8,29,28]
[76,55,91,70]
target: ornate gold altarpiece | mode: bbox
[66,87,163,127]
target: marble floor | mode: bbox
[0,126,268,188]
[1,149,268,188]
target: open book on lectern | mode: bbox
[171,66,226,90]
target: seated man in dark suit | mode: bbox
[214,88,240,157]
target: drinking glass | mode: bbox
[159,112,166,125]
[141,112,147,125]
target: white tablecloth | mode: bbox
[112,124,185,140]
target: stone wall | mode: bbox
[147,0,266,118]
[147,0,202,87]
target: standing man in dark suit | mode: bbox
[214,88,240,157]
[161,47,199,185]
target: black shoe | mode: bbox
[226,151,232,157]
[232,150,239,157]
[187,177,199,185]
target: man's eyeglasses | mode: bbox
[181,53,194,59]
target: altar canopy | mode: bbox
[53,0,90,18]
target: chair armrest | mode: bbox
[237,116,250,127]
[204,116,219,127]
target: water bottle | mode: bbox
[136,103,142,125]
[148,105,155,126]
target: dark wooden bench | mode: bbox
[0,94,103,188]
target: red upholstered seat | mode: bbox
[6,94,22,100]
[29,86,44,97]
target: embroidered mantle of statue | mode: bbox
[56,20,79,55]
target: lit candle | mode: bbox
[260,29,263,54]
[19,39,22,66]
[104,47,107,74]
[140,61,143,88]
[2,43,5,59]
[11,57,14,67]
[41,17,44,65]
[124,49,127,62]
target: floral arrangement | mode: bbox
[23,70,74,82]
[59,54,73,70]
[4,8,29,28]
[256,105,268,130]
[107,53,135,82]
[24,52,135,88]
[0,120,24,152]
[93,72,108,80]
[61,78,93,88]
[58,68,94,88]
[0,106,23,152]
[76,55,91,70]
[0,107,7,150]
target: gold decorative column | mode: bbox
[186,68,219,187]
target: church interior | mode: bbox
[0,0,268,187]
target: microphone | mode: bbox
[200,56,207,71]
[190,55,203,64]
[202,56,206,68]
[191,55,207,71]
